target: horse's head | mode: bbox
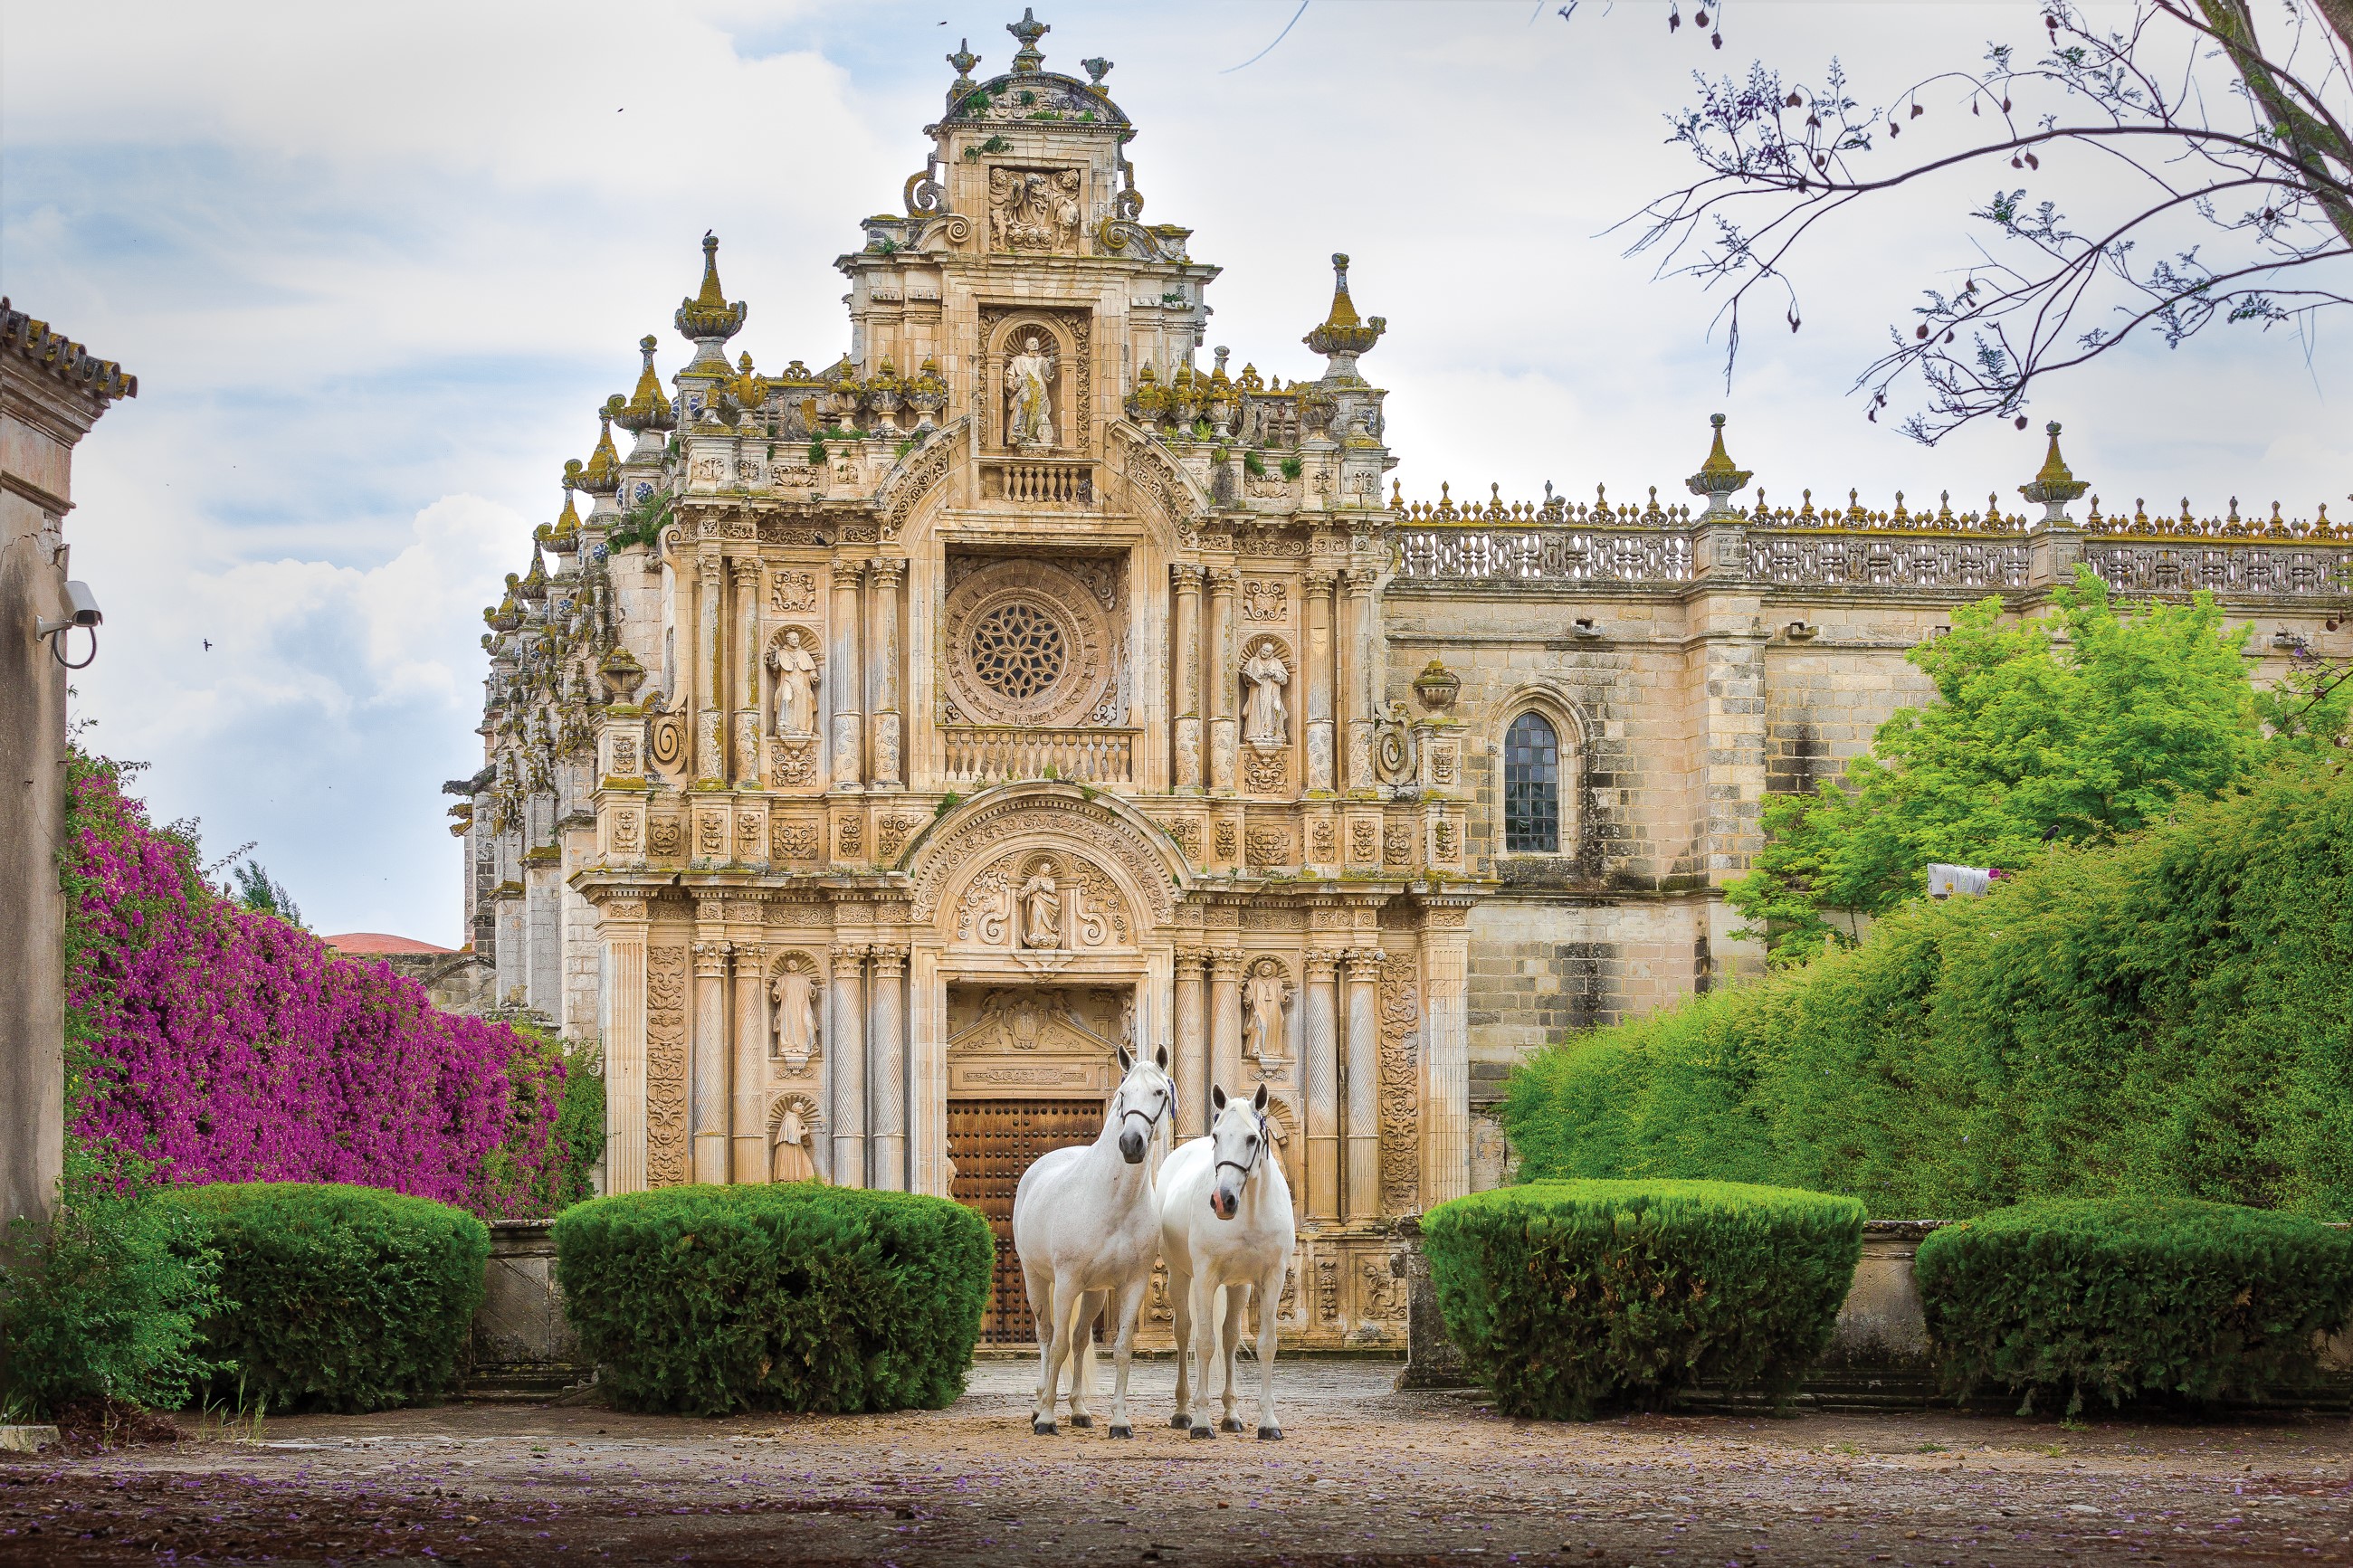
[1205,1082,1270,1221]
[1111,1044,1176,1165]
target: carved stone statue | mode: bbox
[1019,861,1063,948]
[771,1104,817,1183]
[1243,961,1288,1063]
[1005,332,1058,449]
[767,630,817,736]
[769,964,820,1068]
[1242,639,1290,744]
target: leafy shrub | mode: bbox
[1916,1197,2353,1416]
[1422,1180,1864,1419]
[1502,766,2353,1220]
[64,750,572,1218]
[555,1184,992,1415]
[159,1183,489,1413]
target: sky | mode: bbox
[5,0,2345,944]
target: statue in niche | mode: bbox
[767,631,818,736]
[771,1104,818,1183]
[1243,960,1289,1064]
[1053,170,1082,252]
[1242,639,1290,744]
[768,963,820,1069]
[1019,860,1063,948]
[1005,332,1058,450]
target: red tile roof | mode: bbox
[324,932,457,955]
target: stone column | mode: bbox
[730,556,762,787]
[1303,568,1338,793]
[1343,946,1383,1221]
[691,936,731,1184]
[730,936,768,1184]
[1342,567,1377,792]
[829,945,867,1187]
[868,946,908,1190]
[829,556,864,790]
[696,555,726,784]
[907,951,947,1195]
[1205,567,1238,792]
[1420,908,1472,1206]
[601,898,652,1194]
[1302,946,1341,1223]
[868,559,905,790]
[1171,565,1204,790]
[1173,948,1208,1136]
[1208,948,1244,1108]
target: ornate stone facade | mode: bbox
[452,13,2353,1345]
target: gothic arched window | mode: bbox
[1504,711,1560,853]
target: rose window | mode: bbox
[968,601,1068,702]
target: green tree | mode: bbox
[1729,567,2273,962]
[228,860,303,928]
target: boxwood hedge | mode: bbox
[1916,1197,2353,1415]
[1424,1179,1864,1419]
[553,1183,992,1415]
[159,1183,489,1413]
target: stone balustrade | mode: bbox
[940,725,1137,785]
[985,459,1095,507]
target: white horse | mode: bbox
[1159,1081,1296,1440]
[1011,1044,1176,1438]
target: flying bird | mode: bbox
[203,640,213,651]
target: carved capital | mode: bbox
[831,553,868,583]
[1343,946,1386,980]
[1170,563,1205,593]
[1208,947,1246,980]
[830,944,870,976]
[1302,568,1338,597]
[869,946,910,978]
[729,556,763,586]
[1343,565,1378,596]
[1303,946,1345,981]
[691,939,732,976]
[1174,947,1209,979]
[1205,567,1240,596]
[698,553,725,586]
[867,557,907,590]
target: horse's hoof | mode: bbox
[1107,1424,1133,1440]
[1257,1425,1284,1441]
[1219,1417,1244,1433]
[1188,1424,1215,1440]
[1032,1420,1057,1436]
[1169,1413,1193,1430]
[1069,1413,1094,1429]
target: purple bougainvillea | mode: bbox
[62,754,567,1219]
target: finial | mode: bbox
[1685,412,1753,518]
[1302,252,1386,380]
[674,232,747,360]
[580,407,623,496]
[1081,56,1112,85]
[948,38,980,93]
[617,333,675,434]
[1007,7,1048,73]
[2018,417,2088,522]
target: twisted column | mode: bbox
[868,559,905,790]
[1341,567,1377,792]
[730,556,762,787]
[868,946,908,1189]
[1342,946,1383,1221]
[1174,947,1208,1136]
[1208,947,1244,1108]
[1303,568,1338,794]
[1171,565,1205,790]
[829,556,864,790]
[1302,946,1342,1222]
[691,936,731,1185]
[1205,568,1238,792]
[829,945,868,1187]
[696,556,726,784]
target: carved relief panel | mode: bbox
[951,848,1133,960]
[986,166,1085,256]
[941,555,1127,727]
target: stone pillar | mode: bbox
[1342,567,1377,793]
[691,937,731,1184]
[829,946,867,1187]
[1303,568,1338,794]
[1205,567,1237,792]
[1343,946,1383,1221]
[1171,565,1204,790]
[1174,948,1208,1136]
[869,946,908,1190]
[1421,908,1472,1206]
[696,555,726,784]
[908,951,947,1195]
[730,937,768,1184]
[1302,946,1342,1223]
[730,556,761,787]
[1208,947,1244,1110]
[868,559,905,790]
[829,556,864,790]
[601,898,652,1194]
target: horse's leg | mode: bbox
[1104,1272,1149,1439]
[1068,1291,1103,1428]
[1186,1274,1220,1439]
[1030,1267,1067,1435]
[1253,1262,1285,1440]
[1167,1263,1196,1429]
[1218,1282,1250,1432]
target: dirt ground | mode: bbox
[2,1358,2345,1566]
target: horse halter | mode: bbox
[1214,1114,1269,1181]
[1117,1071,1174,1136]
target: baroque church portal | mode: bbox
[450,12,2353,1346]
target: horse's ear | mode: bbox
[1155,1043,1169,1070]
[1118,1045,1133,1072]
[1253,1082,1270,1113]
[1211,1083,1227,1112]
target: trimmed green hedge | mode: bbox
[159,1183,488,1413]
[1423,1179,1864,1419]
[553,1183,993,1415]
[1917,1197,2353,1415]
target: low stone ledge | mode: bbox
[0,1426,61,1456]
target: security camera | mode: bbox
[36,580,102,668]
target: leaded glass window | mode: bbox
[1504,712,1560,853]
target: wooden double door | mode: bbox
[947,1098,1105,1344]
